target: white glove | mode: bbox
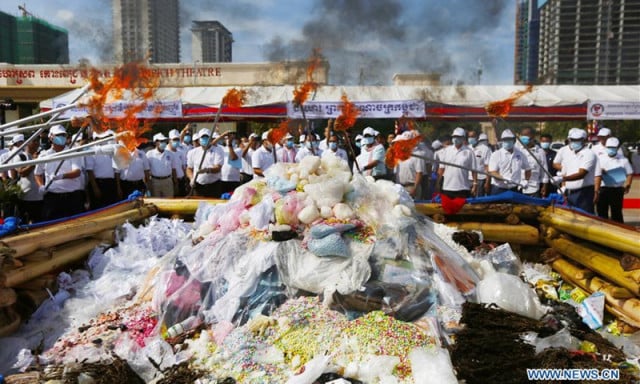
[519,179,529,189]
[52,173,63,181]
[552,175,563,185]
[189,179,196,188]
[558,186,567,195]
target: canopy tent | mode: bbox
[39,85,640,121]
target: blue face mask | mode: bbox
[52,135,67,146]
[170,140,179,149]
[329,142,337,151]
[199,137,210,147]
[520,136,530,146]
[570,141,583,151]
[363,137,374,145]
[452,137,463,146]
[502,140,515,150]
[355,141,362,148]
[183,135,192,144]
[540,142,551,150]
[312,141,319,149]
[158,142,168,151]
[286,140,294,149]
[607,148,617,157]
[468,138,478,146]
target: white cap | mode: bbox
[392,131,412,142]
[363,127,378,136]
[198,128,212,138]
[597,127,612,137]
[93,129,115,139]
[249,132,258,140]
[168,129,180,139]
[315,133,320,140]
[10,134,24,145]
[452,127,466,137]
[478,133,488,141]
[261,131,269,141]
[50,124,67,136]
[284,133,294,140]
[299,134,306,143]
[432,140,443,150]
[605,137,620,147]
[355,134,363,141]
[568,128,587,140]
[153,133,168,142]
[501,129,515,139]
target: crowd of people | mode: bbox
[0,121,635,225]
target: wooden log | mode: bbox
[539,207,640,258]
[1,239,103,288]
[446,222,540,245]
[0,305,21,337]
[415,203,542,219]
[144,197,218,216]
[550,258,640,326]
[545,236,640,296]
[0,287,17,307]
[0,205,157,259]
[13,273,58,291]
[17,288,51,310]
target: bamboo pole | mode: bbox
[545,236,640,295]
[539,207,640,258]
[416,203,542,219]
[0,204,156,259]
[13,274,57,291]
[2,239,103,287]
[446,222,540,245]
[144,197,222,216]
[550,258,640,326]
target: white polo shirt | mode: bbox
[395,151,426,185]
[354,144,386,177]
[169,148,187,178]
[187,145,224,184]
[439,144,476,191]
[470,143,492,181]
[251,145,275,178]
[295,146,321,163]
[322,147,348,163]
[118,149,150,181]
[277,147,298,163]
[598,154,632,188]
[34,148,84,193]
[521,145,549,193]
[489,147,531,188]
[558,147,600,190]
[241,147,255,174]
[146,148,175,178]
[85,153,116,179]
[221,146,243,182]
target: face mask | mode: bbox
[170,140,179,149]
[452,138,463,146]
[312,141,319,149]
[286,140,294,149]
[232,140,238,147]
[329,142,337,151]
[502,140,515,150]
[158,142,168,151]
[520,136,530,146]
[363,137,374,145]
[355,141,362,148]
[183,135,192,144]
[570,141,583,151]
[540,142,551,150]
[264,142,273,150]
[607,148,617,157]
[305,142,313,149]
[199,137,210,147]
[52,136,67,146]
[468,138,478,146]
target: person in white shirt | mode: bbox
[277,133,298,163]
[488,129,531,195]
[591,127,623,158]
[168,129,188,196]
[218,131,243,195]
[353,127,386,179]
[186,128,224,197]
[318,123,332,152]
[321,134,348,164]
[596,137,633,223]
[437,128,477,198]
[295,133,322,163]
[117,147,150,198]
[241,133,260,183]
[252,131,275,178]
[34,125,85,220]
[146,133,177,197]
[86,130,119,209]
[13,138,44,223]
[392,132,426,198]
[518,127,549,197]
[467,131,492,197]
[552,128,601,214]
[180,123,195,151]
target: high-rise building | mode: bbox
[538,0,640,85]
[113,0,180,64]
[191,21,233,63]
[0,10,68,64]
[514,0,540,84]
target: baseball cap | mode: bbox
[50,124,67,136]
[153,133,168,142]
[93,129,115,139]
[168,129,180,139]
[597,127,612,137]
[198,128,212,138]
[605,137,620,147]
[501,129,515,139]
[432,140,443,150]
[363,127,378,136]
[478,133,488,141]
[10,134,24,145]
[452,127,466,137]
[568,129,587,140]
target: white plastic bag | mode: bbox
[477,271,546,320]
[409,347,457,384]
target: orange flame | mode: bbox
[293,49,322,106]
[222,88,247,108]
[83,62,160,151]
[334,93,360,132]
[485,84,534,118]
[268,120,290,144]
[385,134,423,169]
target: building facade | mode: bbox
[514,0,540,84]
[538,0,640,85]
[113,0,180,64]
[191,21,233,63]
[0,11,68,65]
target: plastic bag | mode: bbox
[486,243,523,276]
[409,347,457,384]
[477,271,547,320]
[286,353,331,384]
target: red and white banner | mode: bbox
[588,100,640,120]
[51,100,183,119]
[287,100,425,119]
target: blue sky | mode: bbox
[2,0,517,85]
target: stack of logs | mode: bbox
[0,201,158,337]
[419,202,640,329]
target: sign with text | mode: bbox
[52,100,183,119]
[287,100,425,119]
[588,100,640,120]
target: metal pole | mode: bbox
[0,118,72,137]
[0,101,81,131]
[0,145,114,174]
[411,153,520,187]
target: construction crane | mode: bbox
[18,3,34,18]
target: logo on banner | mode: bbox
[590,103,604,118]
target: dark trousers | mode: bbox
[193,181,221,198]
[18,199,43,224]
[220,181,241,196]
[596,186,624,223]
[90,178,119,209]
[120,179,147,199]
[441,189,471,199]
[175,177,188,197]
[240,173,253,185]
[42,190,85,221]
[566,185,595,214]
[491,185,519,195]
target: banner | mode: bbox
[51,100,183,119]
[287,100,425,119]
[587,100,640,120]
